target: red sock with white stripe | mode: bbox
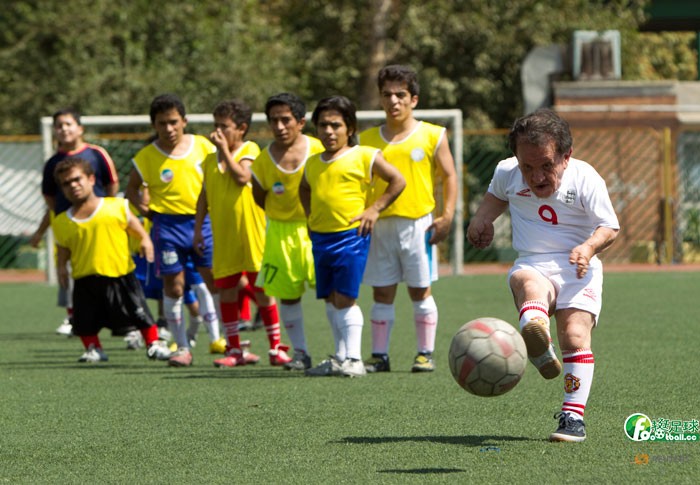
[260,304,282,350]
[221,301,241,351]
[561,349,595,419]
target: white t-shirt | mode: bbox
[488,156,620,256]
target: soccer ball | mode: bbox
[448,317,527,397]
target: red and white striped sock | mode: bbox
[561,348,595,418]
[260,304,281,350]
[518,300,550,332]
[221,301,240,351]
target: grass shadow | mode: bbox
[159,368,306,380]
[336,434,539,446]
[378,467,466,475]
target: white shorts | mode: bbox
[507,253,604,323]
[363,215,438,288]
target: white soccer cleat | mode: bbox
[341,358,367,377]
[56,318,73,337]
[124,330,144,350]
[78,344,108,363]
[147,340,172,360]
[305,356,344,377]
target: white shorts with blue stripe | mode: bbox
[363,214,438,288]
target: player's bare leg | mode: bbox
[510,270,561,379]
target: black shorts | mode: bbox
[72,273,155,336]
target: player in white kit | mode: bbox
[467,108,619,443]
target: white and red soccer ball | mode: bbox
[448,317,527,397]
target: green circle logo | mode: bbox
[625,413,652,441]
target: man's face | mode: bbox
[53,114,84,147]
[267,104,304,147]
[316,109,350,154]
[59,167,95,204]
[516,140,571,198]
[153,108,187,148]
[379,80,418,122]
[213,115,246,149]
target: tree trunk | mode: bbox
[358,0,393,110]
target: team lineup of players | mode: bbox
[37,63,619,442]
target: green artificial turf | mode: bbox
[1,271,698,483]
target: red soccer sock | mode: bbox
[221,301,241,350]
[259,304,281,349]
[80,335,101,349]
[141,325,159,346]
[239,289,252,322]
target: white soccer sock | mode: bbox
[561,349,595,418]
[370,302,395,355]
[519,300,550,333]
[337,304,364,361]
[280,302,307,354]
[325,302,344,361]
[164,295,188,349]
[193,282,220,342]
[212,292,222,322]
[187,314,203,337]
[413,296,438,354]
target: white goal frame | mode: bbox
[41,109,463,284]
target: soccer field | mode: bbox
[1,271,699,483]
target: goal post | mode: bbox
[40,109,463,284]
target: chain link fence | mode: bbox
[2,124,699,277]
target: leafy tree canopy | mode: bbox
[0,0,694,134]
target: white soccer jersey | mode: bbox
[488,156,619,256]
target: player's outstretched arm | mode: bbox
[428,137,458,244]
[352,152,406,237]
[569,226,619,279]
[466,193,509,249]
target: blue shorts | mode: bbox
[151,213,213,276]
[134,253,200,305]
[309,229,370,300]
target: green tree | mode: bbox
[0,0,300,133]
[1,0,695,135]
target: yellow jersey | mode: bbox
[53,197,135,279]
[251,135,324,222]
[360,121,445,219]
[304,145,378,233]
[202,141,265,278]
[132,134,216,215]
